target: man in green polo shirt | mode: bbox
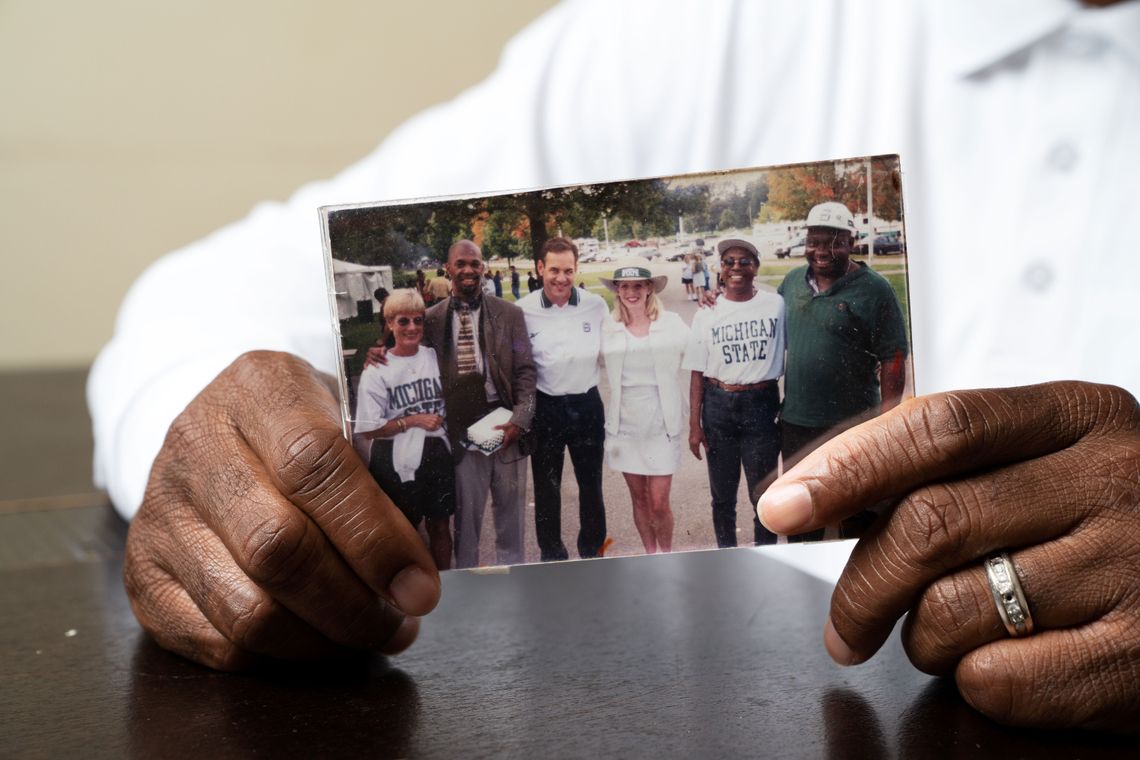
[777,202,908,538]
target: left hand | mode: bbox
[757,381,1140,731]
[493,421,523,450]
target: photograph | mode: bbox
[322,155,913,570]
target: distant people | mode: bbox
[510,265,521,299]
[691,257,709,300]
[600,261,690,553]
[777,201,908,540]
[425,268,451,306]
[683,239,785,547]
[492,269,504,298]
[527,270,538,293]
[517,237,608,561]
[481,270,495,296]
[415,269,428,301]
[354,288,454,570]
[681,256,694,300]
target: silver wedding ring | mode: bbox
[984,552,1035,637]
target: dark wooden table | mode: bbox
[1,370,1134,758]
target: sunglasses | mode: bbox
[393,316,424,326]
[721,257,757,269]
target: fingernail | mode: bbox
[756,482,813,533]
[823,618,860,666]
[390,566,440,617]
[380,615,421,656]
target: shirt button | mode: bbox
[1022,261,1055,292]
[1047,142,1079,172]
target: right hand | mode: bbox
[123,351,441,671]
[365,344,389,368]
[409,414,444,432]
[689,426,707,460]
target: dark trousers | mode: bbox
[701,382,781,547]
[531,388,607,561]
[368,436,456,526]
[781,420,876,541]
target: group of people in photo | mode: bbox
[351,201,909,570]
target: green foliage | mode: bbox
[326,163,900,274]
[391,272,419,289]
[766,156,902,222]
[340,319,385,379]
[481,209,530,261]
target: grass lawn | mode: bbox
[340,319,385,379]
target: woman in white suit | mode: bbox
[601,261,690,553]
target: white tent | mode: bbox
[332,259,394,321]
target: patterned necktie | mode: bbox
[456,305,477,374]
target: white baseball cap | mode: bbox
[805,202,857,235]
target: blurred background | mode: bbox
[0,0,559,370]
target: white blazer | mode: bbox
[601,310,691,439]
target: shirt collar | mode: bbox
[805,261,866,296]
[540,287,580,308]
[932,0,1140,77]
[451,292,483,312]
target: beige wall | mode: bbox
[0,0,558,369]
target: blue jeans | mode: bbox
[700,382,781,547]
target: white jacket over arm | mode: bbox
[601,312,691,439]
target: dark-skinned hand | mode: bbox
[123,351,441,670]
[758,381,1140,731]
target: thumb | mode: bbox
[756,383,1101,536]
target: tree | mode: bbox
[328,175,719,266]
[481,209,530,261]
[764,156,902,222]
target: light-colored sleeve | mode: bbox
[353,367,392,435]
[680,310,707,374]
[673,312,693,368]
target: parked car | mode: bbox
[853,230,906,255]
[775,235,806,258]
[665,250,689,262]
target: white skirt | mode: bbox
[604,385,682,476]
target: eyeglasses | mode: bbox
[721,257,757,269]
[394,316,424,326]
